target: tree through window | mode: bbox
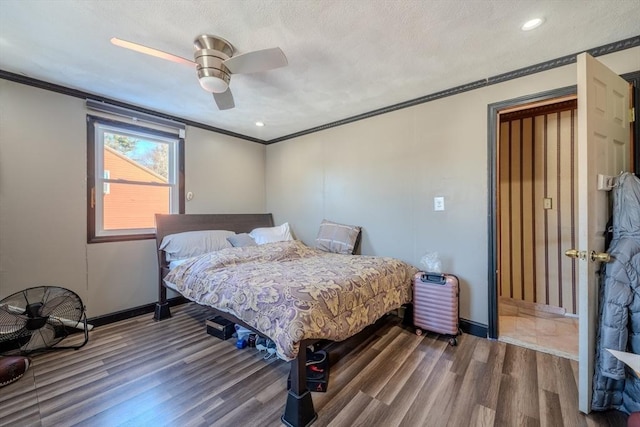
[87,115,184,242]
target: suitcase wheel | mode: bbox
[415,328,423,336]
[449,337,457,346]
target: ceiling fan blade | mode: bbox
[223,47,288,74]
[110,37,195,66]
[213,89,235,110]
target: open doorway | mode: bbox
[487,72,639,358]
[487,86,578,346]
[488,67,637,412]
[495,95,580,359]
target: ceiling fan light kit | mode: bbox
[198,75,229,93]
[111,33,288,110]
[194,52,231,93]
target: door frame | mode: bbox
[631,72,640,174]
[487,71,640,339]
[487,86,576,339]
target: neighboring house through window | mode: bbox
[87,114,184,242]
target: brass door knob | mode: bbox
[590,251,611,263]
[565,249,611,262]
[565,249,586,260]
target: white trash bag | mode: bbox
[420,251,442,273]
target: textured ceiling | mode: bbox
[0,0,639,141]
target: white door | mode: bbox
[575,52,630,413]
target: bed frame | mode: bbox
[154,213,317,427]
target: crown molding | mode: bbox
[2,35,638,145]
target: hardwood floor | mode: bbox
[0,303,627,427]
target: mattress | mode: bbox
[164,240,417,360]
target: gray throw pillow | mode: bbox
[315,220,361,255]
[227,233,257,247]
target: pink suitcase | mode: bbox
[413,271,460,346]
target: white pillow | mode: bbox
[168,258,190,270]
[249,223,293,245]
[160,230,235,261]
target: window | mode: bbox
[87,115,184,243]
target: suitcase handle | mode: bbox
[420,272,446,284]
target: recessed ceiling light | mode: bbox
[521,18,544,31]
[255,121,265,127]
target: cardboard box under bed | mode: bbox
[206,316,235,340]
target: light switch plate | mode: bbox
[434,196,445,211]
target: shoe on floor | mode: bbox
[256,336,268,352]
[262,340,276,360]
[306,349,327,366]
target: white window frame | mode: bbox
[88,115,183,242]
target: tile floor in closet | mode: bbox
[498,297,579,360]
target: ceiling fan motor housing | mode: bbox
[194,35,234,93]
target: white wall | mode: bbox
[0,80,266,317]
[266,47,640,326]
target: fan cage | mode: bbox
[0,286,89,355]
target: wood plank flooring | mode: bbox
[0,303,628,427]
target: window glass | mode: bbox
[88,116,183,242]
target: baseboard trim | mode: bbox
[88,296,189,327]
[88,300,488,341]
[401,304,487,339]
[460,318,487,338]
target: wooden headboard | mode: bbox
[155,213,274,251]
[153,213,274,319]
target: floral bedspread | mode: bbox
[164,240,417,360]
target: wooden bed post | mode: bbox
[282,340,317,427]
[154,286,171,321]
[154,234,172,321]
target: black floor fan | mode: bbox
[0,286,90,355]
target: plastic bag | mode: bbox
[420,251,442,273]
[235,324,252,340]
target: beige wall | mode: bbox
[0,80,88,306]
[0,80,266,317]
[183,126,266,214]
[0,47,637,324]
[266,47,640,325]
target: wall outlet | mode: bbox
[434,196,445,211]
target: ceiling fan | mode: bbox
[110,35,288,110]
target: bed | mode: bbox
[153,213,416,427]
